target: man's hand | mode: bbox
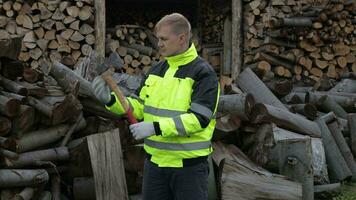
[91,76,112,105]
[129,122,156,140]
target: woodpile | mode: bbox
[0,0,96,69]
[242,0,356,86]
[105,24,160,75]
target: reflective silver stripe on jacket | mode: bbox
[190,103,213,119]
[144,139,211,151]
[173,116,187,136]
[144,105,185,117]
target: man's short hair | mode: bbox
[155,13,191,38]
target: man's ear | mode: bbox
[178,33,187,44]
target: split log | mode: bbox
[237,68,288,111]
[278,137,314,200]
[217,93,255,120]
[328,121,356,180]
[243,124,328,184]
[4,147,70,168]
[0,169,49,187]
[251,103,321,137]
[316,116,351,181]
[87,129,129,200]
[212,141,302,200]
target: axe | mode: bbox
[98,52,137,124]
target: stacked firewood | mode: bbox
[0,0,95,69]
[243,0,356,86]
[105,25,160,75]
[211,66,356,199]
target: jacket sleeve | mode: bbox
[157,65,220,137]
[105,77,147,121]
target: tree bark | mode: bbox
[4,147,69,168]
[0,169,49,187]
[237,68,288,111]
[328,121,356,180]
[212,141,302,200]
[217,93,255,120]
[278,137,314,200]
[316,117,352,181]
[251,103,321,137]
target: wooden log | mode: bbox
[51,175,61,200]
[94,0,105,59]
[265,79,293,97]
[87,129,128,200]
[11,105,35,137]
[11,187,35,200]
[49,61,95,98]
[316,116,352,181]
[0,169,49,187]
[251,103,321,137]
[282,92,306,104]
[279,137,314,200]
[244,123,328,184]
[0,76,28,97]
[286,103,317,120]
[314,183,341,197]
[329,79,356,93]
[81,98,123,120]
[211,141,302,200]
[121,41,153,56]
[217,93,255,121]
[306,91,356,110]
[73,177,96,200]
[17,125,68,152]
[319,95,348,119]
[4,147,70,168]
[37,191,52,200]
[348,114,356,159]
[0,36,23,60]
[237,68,288,111]
[328,121,356,180]
[1,58,24,80]
[0,94,20,117]
[0,116,11,136]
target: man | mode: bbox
[92,13,219,200]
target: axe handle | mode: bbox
[101,71,137,124]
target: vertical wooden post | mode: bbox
[222,17,232,75]
[94,0,105,61]
[231,0,243,80]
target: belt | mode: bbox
[146,153,207,167]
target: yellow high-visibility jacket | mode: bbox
[106,44,220,167]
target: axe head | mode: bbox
[95,51,124,76]
[105,51,124,70]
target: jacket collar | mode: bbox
[165,43,198,68]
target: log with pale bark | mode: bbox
[217,93,255,121]
[237,68,288,111]
[250,103,321,137]
[212,141,302,200]
[316,115,352,181]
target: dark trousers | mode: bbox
[142,158,209,200]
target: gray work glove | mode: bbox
[91,76,112,105]
[129,122,156,140]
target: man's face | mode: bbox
[156,24,185,57]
